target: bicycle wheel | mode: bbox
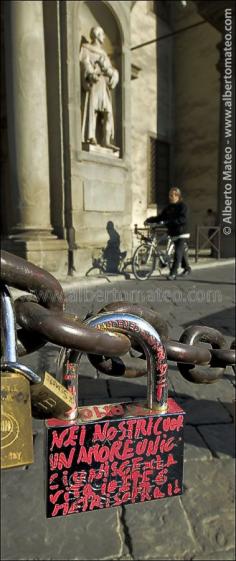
[132,244,155,280]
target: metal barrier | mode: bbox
[195,225,221,262]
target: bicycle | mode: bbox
[131,223,175,281]
[86,247,131,282]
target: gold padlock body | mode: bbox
[30,371,75,418]
[1,372,34,469]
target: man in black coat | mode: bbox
[145,187,191,280]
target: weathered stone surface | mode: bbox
[176,396,232,425]
[181,460,235,555]
[1,432,123,561]
[20,343,60,376]
[78,376,109,399]
[83,397,131,406]
[169,368,235,403]
[108,378,147,399]
[76,358,98,379]
[192,550,235,560]
[183,425,212,462]
[84,180,125,212]
[124,497,197,560]
[131,553,236,561]
[198,424,235,459]
[131,0,159,226]
[223,398,236,418]
[1,266,235,561]
[192,549,235,561]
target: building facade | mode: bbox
[0,1,234,276]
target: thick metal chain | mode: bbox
[86,303,235,383]
[0,251,130,357]
[0,251,235,383]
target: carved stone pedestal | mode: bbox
[2,237,68,275]
[82,143,120,158]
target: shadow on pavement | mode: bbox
[151,277,235,286]
[182,307,235,336]
[187,280,235,286]
[77,375,235,459]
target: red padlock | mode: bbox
[46,313,185,518]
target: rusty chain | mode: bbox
[0,251,130,357]
[0,250,235,384]
[86,303,235,383]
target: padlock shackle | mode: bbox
[1,282,17,363]
[87,312,168,412]
[1,362,41,384]
[1,283,42,383]
[57,312,168,413]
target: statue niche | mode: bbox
[80,26,120,156]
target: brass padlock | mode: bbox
[30,370,75,420]
[1,363,76,420]
[1,288,75,422]
[46,312,185,518]
[1,284,34,469]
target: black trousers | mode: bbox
[171,238,190,275]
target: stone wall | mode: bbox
[173,1,221,242]
[130,1,173,253]
[130,0,221,247]
[65,0,132,274]
[0,1,225,274]
[131,1,157,233]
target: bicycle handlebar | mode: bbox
[134,222,168,242]
[144,221,167,228]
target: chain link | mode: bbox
[0,251,130,357]
[1,251,235,384]
[87,304,235,382]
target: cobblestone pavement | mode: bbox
[1,263,235,561]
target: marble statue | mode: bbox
[80,26,119,151]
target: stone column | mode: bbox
[3,1,68,273]
[4,0,52,236]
